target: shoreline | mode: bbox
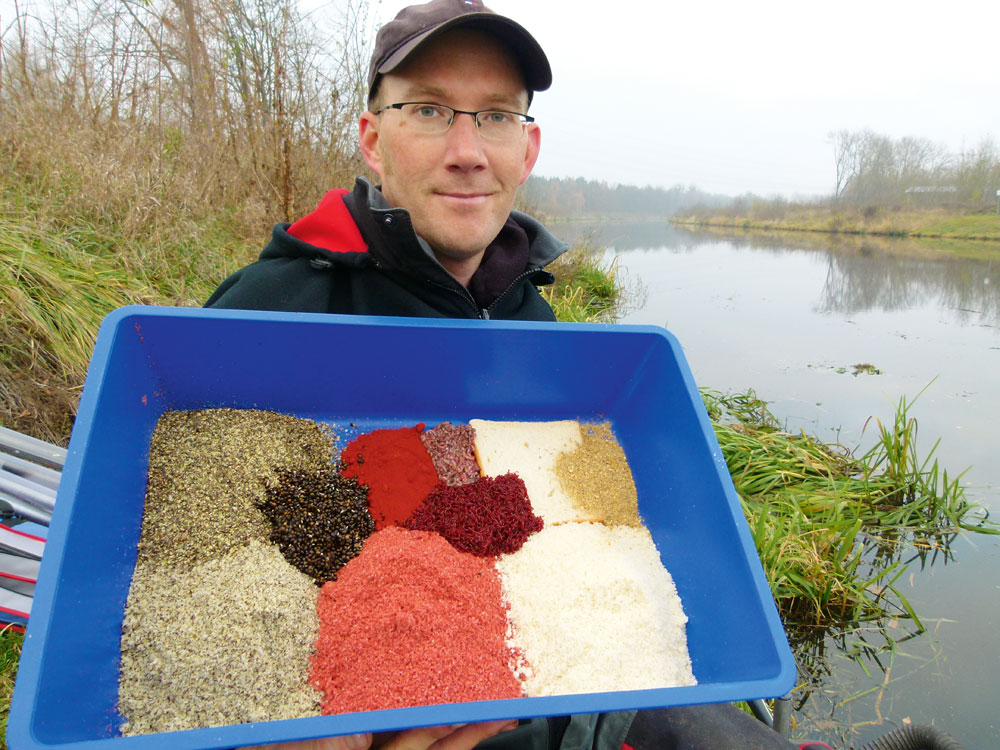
[670,208,1000,243]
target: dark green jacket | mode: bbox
[206,178,566,320]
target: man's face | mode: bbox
[359,29,541,280]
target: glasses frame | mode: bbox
[373,102,535,140]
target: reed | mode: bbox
[704,388,996,630]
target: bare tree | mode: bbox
[830,130,864,200]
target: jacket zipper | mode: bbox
[403,262,544,320]
[426,277,488,319]
[485,268,542,317]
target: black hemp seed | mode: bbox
[258,467,375,584]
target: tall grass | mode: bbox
[704,388,996,630]
[541,242,641,323]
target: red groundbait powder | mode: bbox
[339,425,440,529]
[404,473,543,556]
[311,527,525,714]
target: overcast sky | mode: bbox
[4,0,996,196]
[369,0,1000,197]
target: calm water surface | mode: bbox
[551,221,1000,749]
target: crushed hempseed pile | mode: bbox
[258,467,374,584]
[419,422,480,486]
[119,541,321,735]
[554,422,641,527]
[404,472,543,557]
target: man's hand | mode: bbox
[246,719,519,750]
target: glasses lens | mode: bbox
[476,111,524,142]
[401,103,452,134]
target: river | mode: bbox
[549,221,1000,749]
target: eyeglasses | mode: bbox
[374,102,534,142]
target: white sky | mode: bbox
[368,0,1000,197]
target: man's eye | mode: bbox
[414,105,445,119]
[484,111,514,125]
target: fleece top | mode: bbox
[205,177,568,320]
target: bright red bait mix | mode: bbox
[404,473,543,557]
[311,527,525,714]
[339,424,439,530]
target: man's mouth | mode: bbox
[438,191,491,200]
[436,191,493,208]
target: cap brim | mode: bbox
[376,13,552,93]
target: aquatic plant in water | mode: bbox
[703,387,997,630]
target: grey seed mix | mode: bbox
[258,466,375,585]
[119,408,340,735]
[118,541,322,735]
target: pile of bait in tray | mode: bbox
[117,409,696,736]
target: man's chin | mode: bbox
[430,242,490,264]
[423,219,502,257]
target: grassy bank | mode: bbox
[673,205,1000,242]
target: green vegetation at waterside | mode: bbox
[541,244,632,323]
[704,388,997,632]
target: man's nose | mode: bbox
[444,112,488,169]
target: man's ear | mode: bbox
[359,111,385,179]
[519,123,541,185]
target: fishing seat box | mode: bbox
[8,306,795,750]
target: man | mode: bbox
[222,2,806,749]
[206,0,565,320]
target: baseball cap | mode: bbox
[368,0,552,99]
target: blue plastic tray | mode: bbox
[8,306,795,749]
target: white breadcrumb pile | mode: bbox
[496,522,696,697]
[469,419,584,523]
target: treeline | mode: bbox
[831,129,999,208]
[2,0,373,240]
[521,176,731,219]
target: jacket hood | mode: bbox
[258,188,368,265]
[511,208,568,269]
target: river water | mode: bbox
[549,221,1000,749]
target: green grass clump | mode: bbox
[542,243,629,323]
[0,627,25,748]
[704,388,997,630]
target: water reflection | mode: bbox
[553,222,1000,325]
[789,538,961,747]
[548,219,705,252]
